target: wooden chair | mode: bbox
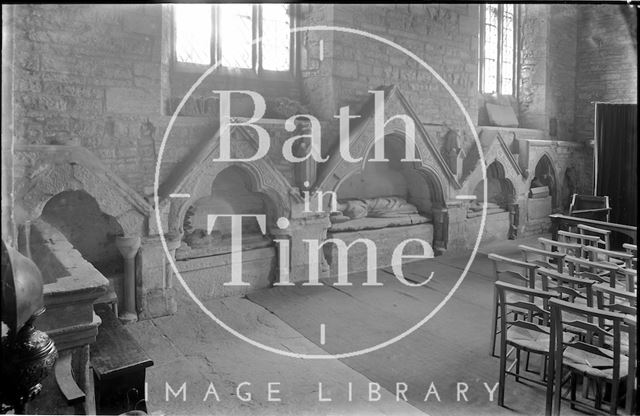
[488,253,539,357]
[538,237,582,258]
[539,267,608,406]
[519,245,566,273]
[593,284,636,319]
[548,299,628,416]
[622,243,637,257]
[622,244,637,270]
[558,230,605,252]
[494,281,567,409]
[564,256,620,291]
[623,316,636,415]
[583,246,634,267]
[537,267,598,309]
[578,224,612,250]
[583,246,635,274]
[592,284,637,416]
[618,268,637,292]
[569,194,611,222]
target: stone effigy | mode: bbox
[330,196,419,223]
[328,197,429,232]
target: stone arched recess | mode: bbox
[162,125,300,235]
[329,131,447,209]
[533,153,559,208]
[314,85,458,202]
[14,145,151,236]
[463,131,528,199]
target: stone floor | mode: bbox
[126,235,585,415]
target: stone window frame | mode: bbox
[171,3,300,82]
[478,3,520,97]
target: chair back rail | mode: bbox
[519,245,566,273]
[538,237,582,257]
[583,245,634,268]
[558,230,605,249]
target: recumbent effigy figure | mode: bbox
[330,196,420,223]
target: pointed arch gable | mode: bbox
[14,145,150,235]
[163,125,298,234]
[314,86,458,201]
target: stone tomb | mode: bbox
[174,166,278,298]
[325,138,438,276]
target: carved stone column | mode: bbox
[115,235,141,324]
[136,234,180,320]
[286,215,332,283]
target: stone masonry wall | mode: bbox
[546,5,578,141]
[519,5,549,133]
[299,4,479,150]
[332,4,479,136]
[519,4,579,141]
[574,5,638,143]
[11,4,164,194]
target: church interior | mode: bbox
[1,4,637,415]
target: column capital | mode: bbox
[115,235,141,259]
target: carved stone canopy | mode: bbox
[13,145,150,236]
[313,86,456,206]
[161,126,299,235]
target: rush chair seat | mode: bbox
[488,253,540,357]
[548,299,629,416]
[494,281,573,409]
[519,245,566,273]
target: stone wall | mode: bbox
[547,5,578,141]
[519,4,579,141]
[333,4,479,136]
[10,4,164,194]
[574,5,638,143]
[3,4,634,321]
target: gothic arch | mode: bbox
[533,153,558,209]
[14,146,150,236]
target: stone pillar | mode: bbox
[115,235,141,324]
[136,235,179,320]
[286,215,332,283]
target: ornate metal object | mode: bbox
[1,240,58,414]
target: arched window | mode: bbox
[479,4,518,96]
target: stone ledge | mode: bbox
[45,313,102,352]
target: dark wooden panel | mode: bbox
[92,304,153,380]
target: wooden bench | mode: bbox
[91,304,153,415]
